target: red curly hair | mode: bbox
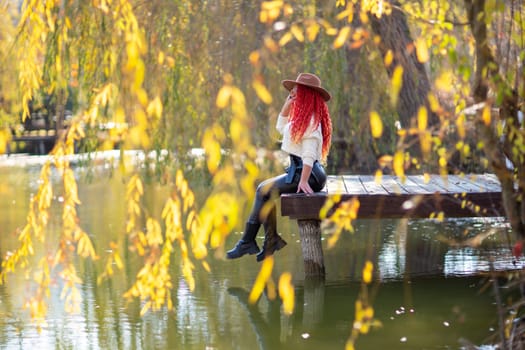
[289,84,332,160]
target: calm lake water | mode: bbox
[0,155,521,349]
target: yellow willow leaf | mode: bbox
[193,242,207,260]
[374,170,383,183]
[279,31,294,47]
[158,51,165,64]
[39,182,52,210]
[249,256,274,304]
[146,96,163,119]
[265,277,277,300]
[345,340,355,350]
[393,151,405,178]
[390,65,403,107]
[140,301,151,316]
[319,196,335,220]
[359,11,369,24]
[264,36,279,53]
[435,70,453,92]
[333,26,351,48]
[306,21,320,41]
[456,113,466,139]
[363,261,373,284]
[261,1,284,11]
[462,143,471,157]
[77,235,86,257]
[64,169,81,204]
[420,131,432,157]
[216,86,232,109]
[427,92,440,112]
[482,105,491,125]
[185,210,195,231]
[278,272,295,315]
[439,156,447,169]
[146,218,163,246]
[369,111,383,138]
[252,80,273,104]
[336,6,353,21]
[114,252,123,269]
[166,56,175,68]
[202,261,211,273]
[78,234,96,259]
[415,37,429,63]
[0,129,11,154]
[377,155,393,168]
[283,4,293,16]
[423,173,430,183]
[418,106,428,131]
[324,226,341,246]
[249,51,260,66]
[290,24,304,42]
[259,10,268,23]
[231,87,247,107]
[384,49,394,67]
[230,119,243,145]
[135,176,144,195]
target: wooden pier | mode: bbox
[280,174,504,277]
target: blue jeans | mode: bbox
[247,155,327,226]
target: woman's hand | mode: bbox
[280,87,296,116]
[297,179,314,194]
[297,163,314,194]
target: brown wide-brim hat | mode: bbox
[282,73,331,101]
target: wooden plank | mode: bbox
[459,173,502,192]
[341,175,367,195]
[402,176,435,194]
[423,174,464,193]
[359,175,389,195]
[377,175,410,194]
[446,175,486,193]
[325,175,344,194]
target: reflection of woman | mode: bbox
[227,73,332,262]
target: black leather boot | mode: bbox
[226,222,260,259]
[256,206,287,262]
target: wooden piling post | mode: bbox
[297,219,325,277]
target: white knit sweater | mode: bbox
[276,114,322,167]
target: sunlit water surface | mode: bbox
[0,157,520,349]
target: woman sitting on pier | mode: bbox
[226,72,333,262]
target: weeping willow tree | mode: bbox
[0,0,269,325]
[1,0,525,348]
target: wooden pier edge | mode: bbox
[281,174,505,278]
